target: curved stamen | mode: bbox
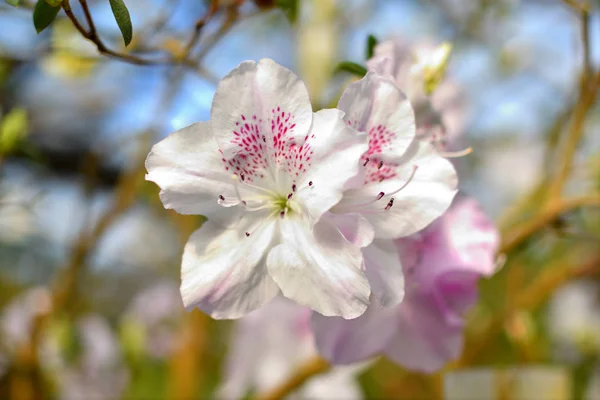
[233,174,277,196]
[384,165,418,197]
[438,147,472,158]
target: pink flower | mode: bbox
[367,39,468,150]
[312,197,500,372]
[329,72,458,307]
[218,297,365,399]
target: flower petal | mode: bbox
[293,109,368,221]
[211,59,313,160]
[363,240,405,307]
[266,218,370,319]
[145,122,238,219]
[383,295,464,372]
[181,216,279,319]
[325,212,374,248]
[311,297,397,364]
[338,72,415,163]
[336,140,457,239]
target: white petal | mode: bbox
[311,297,398,364]
[363,240,405,307]
[145,122,237,219]
[336,140,457,239]
[338,72,415,163]
[211,59,313,159]
[294,109,368,221]
[325,212,374,248]
[266,218,370,319]
[181,217,279,319]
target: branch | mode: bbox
[252,356,330,400]
[456,252,600,366]
[500,195,600,253]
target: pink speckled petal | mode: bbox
[334,140,457,239]
[293,109,369,221]
[338,72,415,164]
[211,59,313,167]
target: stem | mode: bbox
[456,252,599,366]
[252,356,330,400]
[500,195,600,253]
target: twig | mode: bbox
[456,252,599,366]
[252,356,330,400]
[499,195,600,253]
[181,0,220,59]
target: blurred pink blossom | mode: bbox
[312,197,500,372]
[367,39,469,149]
[218,296,366,399]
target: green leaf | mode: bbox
[334,61,367,77]
[44,0,62,6]
[5,0,20,7]
[366,34,378,59]
[275,0,298,24]
[109,0,133,46]
[0,108,28,154]
[32,0,61,34]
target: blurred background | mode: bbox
[0,0,599,398]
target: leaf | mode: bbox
[109,0,133,46]
[5,0,20,7]
[0,108,28,154]
[44,0,62,6]
[334,61,367,77]
[33,0,61,34]
[366,34,378,59]
[275,0,298,24]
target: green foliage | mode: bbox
[109,0,133,46]
[0,108,28,154]
[366,34,378,59]
[275,0,298,24]
[44,0,62,7]
[334,61,367,77]
[33,0,61,33]
[5,0,19,7]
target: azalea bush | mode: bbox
[0,0,599,399]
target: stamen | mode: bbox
[385,165,418,197]
[280,210,285,218]
[287,193,293,199]
[376,191,384,200]
[363,158,370,167]
[262,135,266,143]
[378,161,384,169]
[245,232,251,237]
[438,147,473,158]
[308,181,313,187]
[232,174,276,196]
[292,184,296,192]
[385,198,394,211]
[218,195,225,201]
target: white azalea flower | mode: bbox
[330,72,458,307]
[146,59,371,320]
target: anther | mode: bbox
[376,192,384,200]
[245,232,251,237]
[308,181,313,187]
[240,173,245,181]
[363,158,370,167]
[218,195,225,201]
[262,135,266,143]
[280,210,285,218]
[292,184,296,192]
[385,198,394,211]
[378,161,384,169]
[287,193,293,199]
